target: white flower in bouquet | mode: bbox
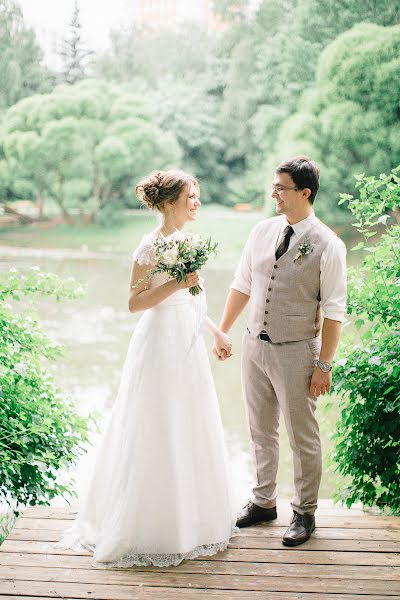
[132,231,218,296]
[190,233,204,248]
[164,247,179,266]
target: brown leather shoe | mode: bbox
[282,510,315,546]
[236,500,277,528]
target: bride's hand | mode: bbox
[212,330,233,361]
[176,271,200,290]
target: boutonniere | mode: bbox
[294,236,313,263]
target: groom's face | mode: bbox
[271,172,307,218]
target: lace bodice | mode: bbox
[132,233,158,267]
[132,232,173,290]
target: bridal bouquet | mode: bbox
[134,232,218,296]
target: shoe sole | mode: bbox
[282,524,316,547]
[236,513,278,528]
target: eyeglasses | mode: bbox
[271,183,298,194]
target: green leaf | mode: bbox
[351,242,365,251]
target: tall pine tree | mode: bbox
[60,1,93,84]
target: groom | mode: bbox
[214,156,346,546]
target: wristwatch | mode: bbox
[313,359,332,373]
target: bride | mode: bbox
[57,169,237,568]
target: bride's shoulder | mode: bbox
[131,231,158,266]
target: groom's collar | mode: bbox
[282,211,317,237]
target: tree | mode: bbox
[219,0,400,206]
[1,128,48,218]
[94,23,231,204]
[263,23,400,222]
[59,1,93,85]
[152,78,228,204]
[1,80,182,222]
[294,0,400,47]
[0,0,52,111]
[212,0,247,23]
[95,23,214,86]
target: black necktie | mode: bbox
[275,225,294,260]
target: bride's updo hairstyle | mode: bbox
[135,169,199,212]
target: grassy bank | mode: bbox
[0,205,264,264]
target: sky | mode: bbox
[18,1,262,69]
[18,0,134,68]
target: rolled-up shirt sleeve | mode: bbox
[320,237,347,321]
[230,231,253,296]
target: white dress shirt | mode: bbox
[231,211,347,322]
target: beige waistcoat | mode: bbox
[246,217,338,343]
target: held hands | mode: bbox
[309,367,332,397]
[212,330,233,361]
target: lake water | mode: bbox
[1,236,346,513]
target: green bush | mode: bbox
[266,23,400,223]
[94,199,125,228]
[332,167,400,514]
[0,266,96,516]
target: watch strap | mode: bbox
[314,359,332,372]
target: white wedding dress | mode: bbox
[57,231,238,568]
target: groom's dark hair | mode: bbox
[276,156,320,204]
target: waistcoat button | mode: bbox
[266,299,270,303]
[268,287,272,291]
[263,321,267,325]
[271,276,275,280]
[273,265,278,269]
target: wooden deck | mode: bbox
[0,500,399,599]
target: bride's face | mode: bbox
[173,181,201,223]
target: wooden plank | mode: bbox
[21,506,399,527]
[2,504,399,600]
[23,506,78,519]
[22,498,366,508]
[0,552,399,580]
[0,581,398,600]
[6,529,400,552]
[0,566,399,595]
[229,535,400,552]
[2,540,399,566]
[7,529,67,542]
[207,547,400,566]
[22,499,356,511]
[11,519,400,541]
[14,518,72,531]
[235,526,400,541]
[0,540,91,556]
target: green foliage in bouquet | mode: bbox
[0,267,95,515]
[160,235,218,296]
[133,233,218,296]
[332,167,400,513]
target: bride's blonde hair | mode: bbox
[136,169,199,212]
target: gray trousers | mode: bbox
[241,331,322,515]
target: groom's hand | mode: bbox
[212,344,228,360]
[212,331,233,361]
[309,367,332,397]
[212,343,232,361]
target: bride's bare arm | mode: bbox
[128,261,199,313]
